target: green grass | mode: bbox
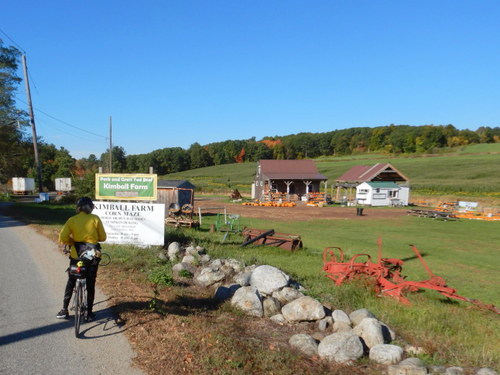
[2,198,499,370]
[163,143,500,201]
[169,212,500,370]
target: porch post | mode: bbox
[285,181,293,201]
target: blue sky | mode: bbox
[2,1,499,159]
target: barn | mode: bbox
[253,160,327,201]
[336,163,410,206]
[156,180,195,213]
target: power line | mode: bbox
[15,95,107,139]
[0,28,26,53]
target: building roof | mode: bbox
[336,163,409,184]
[259,160,327,180]
[157,180,195,189]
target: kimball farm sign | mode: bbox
[95,174,157,201]
[93,201,165,246]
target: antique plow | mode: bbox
[241,228,303,251]
[322,239,499,314]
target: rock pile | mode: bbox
[165,242,498,375]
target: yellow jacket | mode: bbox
[59,212,107,259]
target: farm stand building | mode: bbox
[253,160,327,201]
[157,179,195,214]
[336,163,410,206]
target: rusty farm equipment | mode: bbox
[241,228,303,251]
[322,240,499,314]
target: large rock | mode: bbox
[388,358,428,375]
[194,266,226,287]
[289,334,318,356]
[230,286,263,317]
[445,368,464,375]
[349,308,376,326]
[369,344,403,365]
[172,262,197,278]
[332,309,352,331]
[181,254,197,265]
[272,287,304,305]
[263,296,282,318]
[250,265,290,295]
[269,314,286,324]
[352,317,388,348]
[317,332,364,363]
[233,271,252,286]
[476,369,498,375]
[167,241,182,261]
[281,296,326,322]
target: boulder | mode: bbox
[172,262,197,278]
[181,254,197,265]
[230,286,263,317]
[349,308,376,326]
[369,344,403,365]
[250,265,290,295]
[194,266,226,287]
[281,296,326,322]
[233,271,252,286]
[445,368,464,375]
[289,334,318,356]
[352,317,387,348]
[269,314,286,324]
[317,316,333,332]
[272,287,304,305]
[476,369,498,375]
[167,241,182,261]
[388,358,428,375]
[185,245,198,255]
[263,296,282,318]
[317,332,364,363]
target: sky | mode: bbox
[2,1,500,159]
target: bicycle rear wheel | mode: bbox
[74,281,84,337]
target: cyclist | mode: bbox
[56,197,107,321]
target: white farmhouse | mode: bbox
[335,163,410,206]
[356,181,410,206]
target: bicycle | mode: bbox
[65,246,111,337]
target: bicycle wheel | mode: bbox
[99,252,111,266]
[74,281,84,337]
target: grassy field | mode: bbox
[165,143,500,202]
[1,201,499,371]
[2,142,500,372]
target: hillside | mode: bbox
[163,143,500,205]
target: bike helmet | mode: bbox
[76,197,94,214]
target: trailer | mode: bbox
[55,177,72,192]
[12,177,35,195]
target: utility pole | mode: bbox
[22,55,43,193]
[109,116,112,173]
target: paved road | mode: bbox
[0,213,144,375]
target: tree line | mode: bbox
[2,38,500,193]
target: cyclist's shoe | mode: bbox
[85,312,96,322]
[56,308,69,319]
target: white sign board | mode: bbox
[93,201,165,246]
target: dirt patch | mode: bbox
[97,270,383,375]
[194,198,407,222]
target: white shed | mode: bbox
[356,181,409,207]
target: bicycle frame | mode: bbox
[72,278,87,338]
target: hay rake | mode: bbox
[322,239,499,314]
